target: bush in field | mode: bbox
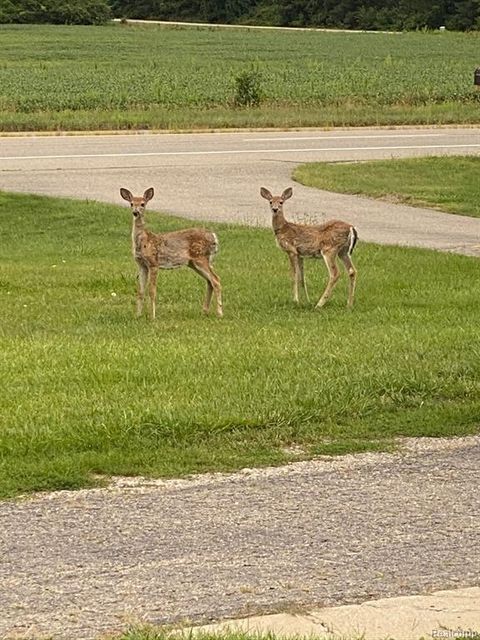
[233,67,263,107]
[0,0,112,25]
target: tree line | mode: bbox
[1,0,479,30]
[111,0,480,31]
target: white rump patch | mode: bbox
[210,232,219,263]
[348,226,356,255]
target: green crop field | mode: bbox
[0,23,480,130]
[0,190,479,498]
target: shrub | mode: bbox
[233,67,263,107]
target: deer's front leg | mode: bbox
[149,267,159,320]
[288,253,300,303]
[298,256,310,303]
[137,263,148,317]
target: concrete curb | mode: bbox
[191,587,480,639]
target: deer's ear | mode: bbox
[281,187,293,201]
[143,187,154,202]
[260,187,272,201]
[120,188,133,203]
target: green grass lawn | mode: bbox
[294,155,480,217]
[0,190,479,498]
[1,23,480,130]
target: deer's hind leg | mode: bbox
[339,251,357,308]
[204,280,214,313]
[315,250,340,309]
[190,259,223,317]
[209,266,223,317]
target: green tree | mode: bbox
[105,0,480,30]
[447,0,480,29]
[0,0,112,24]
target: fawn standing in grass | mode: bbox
[260,186,358,309]
[120,187,223,319]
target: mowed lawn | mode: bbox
[1,24,480,130]
[294,155,480,217]
[0,191,479,498]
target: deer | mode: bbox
[120,187,223,319]
[260,187,358,309]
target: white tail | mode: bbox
[260,186,358,309]
[120,187,223,319]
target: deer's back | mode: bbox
[277,219,353,257]
[163,228,218,258]
[136,228,218,269]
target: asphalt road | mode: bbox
[1,126,480,254]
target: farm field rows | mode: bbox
[0,191,479,498]
[0,23,480,130]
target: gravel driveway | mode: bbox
[1,436,479,639]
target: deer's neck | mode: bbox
[272,210,288,235]
[131,217,146,253]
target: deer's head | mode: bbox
[120,187,154,221]
[260,187,292,214]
